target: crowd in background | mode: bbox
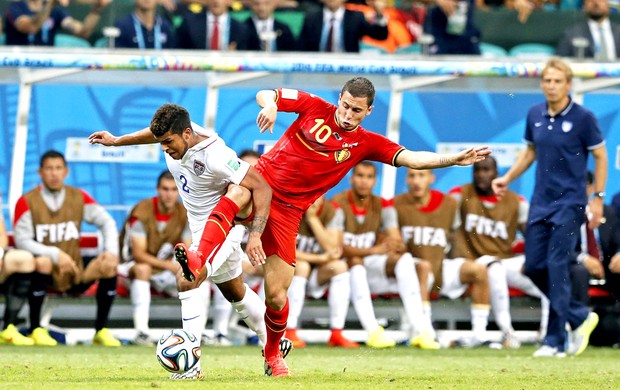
[0,0,618,57]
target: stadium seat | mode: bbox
[54,33,91,48]
[94,37,110,48]
[479,42,508,58]
[0,34,5,46]
[395,43,422,55]
[508,43,555,58]
[360,41,389,55]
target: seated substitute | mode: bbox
[394,168,495,348]
[0,194,37,346]
[333,161,434,349]
[449,156,548,346]
[118,170,191,345]
[4,0,110,46]
[285,195,358,348]
[13,150,121,347]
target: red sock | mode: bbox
[197,196,240,264]
[264,298,289,359]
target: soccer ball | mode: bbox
[156,329,201,373]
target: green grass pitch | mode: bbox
[0,345,618,389]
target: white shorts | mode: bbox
[499,255,525,274]
[190,224,246,285]
[439,257,468,300]
[117,261,178,297]
[364,252,417,295]
[307,268,328,299]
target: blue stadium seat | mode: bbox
[508,43,555,58]
[54,33,91,48]
[479,42,508,58]
[395,43,422,55]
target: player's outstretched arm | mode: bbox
[88,127,157,147]
[255,90,278,134]
[395,146,491,170]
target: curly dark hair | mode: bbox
[341,77,376,106]
[150,103,192,137]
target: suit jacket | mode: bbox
[556,21,620,58]
[299,8,388,52]
[176,10,248,50]
[244,18,297,51]
[600,205,620,267]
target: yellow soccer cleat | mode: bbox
[93,328,121,347]
[0,324,35,346]
[366,326,396,349]
[29,327,58,346]
[410,331,441,350]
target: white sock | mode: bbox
[349,265,379,333]
[423,301,433,332]
[328,272,350,330]
[257,279,266,302]
[487,262,514,334]
[179,287,207,341]
[287,276,307,329]
[395,255,433,335]
[231,284,267,346]
[539,296,550,337]
[198,281,211,330]
[212,287,232,337]
[131,279,151,334]
[471,305,490,340]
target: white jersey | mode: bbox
[164,133,250,240]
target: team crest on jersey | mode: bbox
[562,121,573,133]
[193,160,205,176]
[334,148,351,164]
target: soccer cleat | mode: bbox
[533,345,567,358]
[169,365,204,380]
[29,327,58,346]
[263,337,293,376]
[132,331,155,346]
[284,328,306,348]
[265,354,290,377]
[0,324,34,346]
[215,334,232,347]
[93,328,121,347]
[568,312,599,356]
[410,331,441,350]
[174,243,203,282]
[450,336,501,349]
[366,326,396,349]
[501,331,521,349]
[327,331,360,348]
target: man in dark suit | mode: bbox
[571,172,620,304]
[245,0,297,52]
[176,0,248,50]
[556,0,620,60]
[299,0,388,53]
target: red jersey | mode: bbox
[255,88,405,211]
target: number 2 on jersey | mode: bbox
[179,175,190,193]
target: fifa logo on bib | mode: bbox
[562,121,573,133]
[193,160,205,176]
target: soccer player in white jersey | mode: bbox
[89,103,290,378]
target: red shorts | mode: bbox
[261,199,303,266]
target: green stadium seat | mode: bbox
[395,43,422,55]
[480,42,508,58]
[54,33,91,48]
[94,37,109,48]
[509,43,555,58]
[360,41,389,55]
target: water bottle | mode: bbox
[446,1,468,36]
